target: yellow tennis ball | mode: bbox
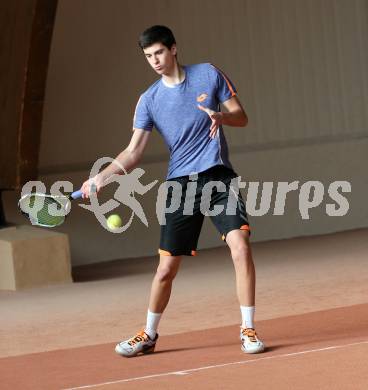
[107,214,122,229]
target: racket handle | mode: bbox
[71,190,83,199]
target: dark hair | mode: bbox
[138,25,176,50]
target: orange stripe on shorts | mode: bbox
[158,249,172,256]
[240,225,250,231]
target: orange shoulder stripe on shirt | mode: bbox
[210,63,237,97]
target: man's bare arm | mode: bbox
[221,96,248,127]
[81,129,151,197]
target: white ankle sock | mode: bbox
[240,305,255,329]
[144,310,162,339]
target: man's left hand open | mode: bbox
[197,104,223,139]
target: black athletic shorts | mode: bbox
[158,164,250,257]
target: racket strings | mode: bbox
[21,195,66,227]
[38,197,65,225]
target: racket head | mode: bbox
[18,193,71,227]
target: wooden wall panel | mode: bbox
[0,0,57,189]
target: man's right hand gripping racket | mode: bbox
[18,190,83,228]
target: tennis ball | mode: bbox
[107,214,122,230]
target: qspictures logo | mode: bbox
[21,157,352,233]
[78,157,158,233]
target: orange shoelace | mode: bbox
[127,330,148,346]
[241,328,257,342]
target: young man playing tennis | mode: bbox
[81,25,265,355]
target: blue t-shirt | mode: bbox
[133,63,237,179]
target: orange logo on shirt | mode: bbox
[197,93,208,103]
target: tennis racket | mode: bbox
[18,190,83,228]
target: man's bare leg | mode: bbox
[226,229,255,306]
[226,229,264,353]
[115,254,181,356]
[148,255,182,313]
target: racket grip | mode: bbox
[71,190,83,199]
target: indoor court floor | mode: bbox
[1,228,367,389]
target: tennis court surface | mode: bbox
[1,304,368,389]
[1,229,367,389]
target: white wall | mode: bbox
[5,0,368,265]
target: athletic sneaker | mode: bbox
[115,330,158,357]
[240,327,265,354]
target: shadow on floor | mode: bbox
[72,256,158,282]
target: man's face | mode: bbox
[143,42,177,75]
